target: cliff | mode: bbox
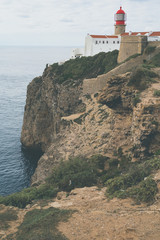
[21,51,118,152]
[21,45,160,185]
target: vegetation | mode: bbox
[49,51,118,84]
[0,184,58,208]
[148,52,160,67]
[0,155,159,208]
[0,209,18,230]
[122,53,141,63]
[128,67,158,91]
[132,93,141,107]
[46,155,107,192]
[105,156,160,203]
[153,89,160,97]
[145,46,156,55]
[14,208,74,240]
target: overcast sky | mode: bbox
[0,0,159,46]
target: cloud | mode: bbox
[0,0,159,45]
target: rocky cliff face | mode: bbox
[21,48,160,185]
[21,67,84,152]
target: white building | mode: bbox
[84,34,120,57]
[71,6,160,59]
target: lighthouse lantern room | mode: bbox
[114,6,126,35]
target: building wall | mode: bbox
[118,35,148,63]
[84,35,121,56]
[148,36,160,42]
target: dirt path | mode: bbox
[55,186,160,240]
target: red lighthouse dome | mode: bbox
[115,6,126,25]
[116,6,125,15]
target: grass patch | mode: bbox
[49,51,118,84]
[153,90,160,97]
[15,207,74,240]
[0,209,18,230]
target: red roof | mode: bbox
[90,35,118,39]
[116,6,125,14]
[150,32,160,36]
[121,32,160,37]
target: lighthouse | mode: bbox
[114,6,126,35]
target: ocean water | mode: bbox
[0,46,73,196]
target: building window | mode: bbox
[99,41,101,43]
[95,41,98,44]
[113,41,115,44]
[117,41,119,44]
[103,41,105,44]
[106,41,108,44]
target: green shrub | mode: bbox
[15,207,74,240]
[0,184,58,208]
[148,53,160,67]
[105,157,160,203]
[145,46,156,55]
[155,149,160,156]
[153,90,160,97]
[49,51,118,84]
[0,209,18,230]
[108,158,119,168]
[144,157,160,170]
[128,67,158,91]
[127,178,158,203]
[132,93,141,107]
[46,157,99,192]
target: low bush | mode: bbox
[15,207,74,240]
[0,184,58,208]
[105,157,160,203]
[46,155,107,192]
[128,67,158,91]
[127,177,158,203]
[1,155,159,208]
[153,90,160,97]
[145,46,156,55]
[148,53,160,67]
[132,93,141,107]
[49,51,118,84]
[0,209,18,230]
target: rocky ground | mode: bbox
[32,72,160,185]
[1,170,160,240]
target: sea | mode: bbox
[0,46,73,196]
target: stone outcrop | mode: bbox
[21,67,85,152]
[21,49,160,185]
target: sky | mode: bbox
[0,0,159,46]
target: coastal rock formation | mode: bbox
[21,49,160,185]
[21,67,84,152]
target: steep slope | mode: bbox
[21,46,160,185]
